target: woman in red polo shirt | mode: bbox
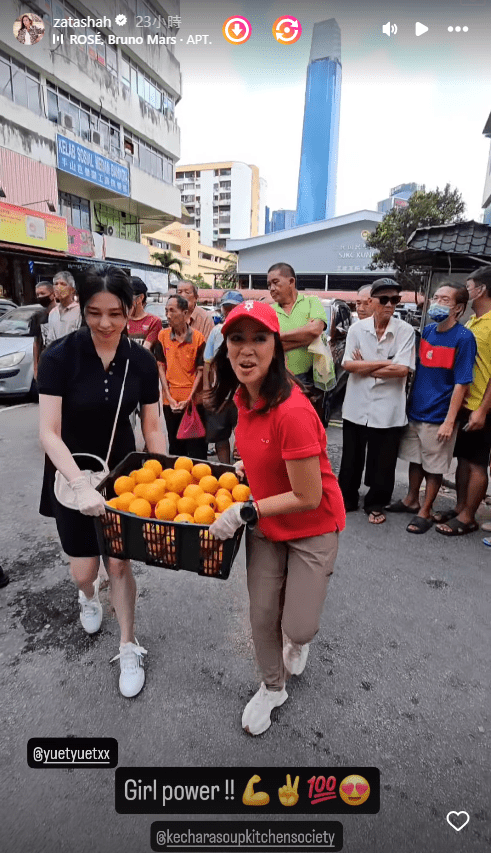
[208,301,345,736]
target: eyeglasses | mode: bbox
[376,295,400,306]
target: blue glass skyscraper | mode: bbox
[296,19,341,226]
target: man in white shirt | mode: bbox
[46,271,81,344]
[338,278,415,524]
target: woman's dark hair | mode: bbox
[77,264,133,319]
[20,15,31,29]
[208,331,304,415]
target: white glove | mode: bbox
[234,460,246,481]
[209,503,244,540]
[69,476,107,516]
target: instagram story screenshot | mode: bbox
[0,0,489,851]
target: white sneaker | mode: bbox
[283,639,310,676]
[242,682,288,735]
[111,640,147,698]
[78,578,102,634]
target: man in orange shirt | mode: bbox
[156,294,207,459]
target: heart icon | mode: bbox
[356,784,368,796]
[342,784,354,796]
[446,811,470,832]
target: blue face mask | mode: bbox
[428,303,451,323]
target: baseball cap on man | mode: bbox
[221,300,280,336]
[220,290,244,307]
[370,278,402,297]
[131,276,147,296]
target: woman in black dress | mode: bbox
[38,265,166,698]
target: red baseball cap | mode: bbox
[221,300,280,335]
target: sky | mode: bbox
[173,0,491,221]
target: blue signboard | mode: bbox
[56,134,130,197]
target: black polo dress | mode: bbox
[37,326,160,557]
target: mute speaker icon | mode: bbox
[382,21,398,36]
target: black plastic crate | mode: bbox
[94,452,244,580]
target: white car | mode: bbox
[0,305,45,399]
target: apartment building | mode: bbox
[143,222,235,285]
[0,0,182,301]
[176,161,266,249]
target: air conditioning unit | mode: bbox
[90,130,102,146]
[58,112,73,130]
[107,225,114,236]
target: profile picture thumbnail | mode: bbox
[13,13,45,46]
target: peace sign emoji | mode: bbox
[278,774,300,807]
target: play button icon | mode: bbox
[415,21,429,36]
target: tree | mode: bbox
[216,255,239,289]
[188,273,211,289]
[365,184,466,289]
[152,251,183,277]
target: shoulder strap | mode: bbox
[104,358,129,466]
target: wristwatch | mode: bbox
[239,498,259,528]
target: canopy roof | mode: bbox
[396,221,491,271]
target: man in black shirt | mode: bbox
[32,282,56,380]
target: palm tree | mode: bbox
[152,251,183,277]
[218,255,238,289]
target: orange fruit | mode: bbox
[196,493,218,510]
[164,491,180,505]
[194,504,215,525]
[128,498,152,517]
[165,469,192,495]
[133,482,150,498]
[216,493,233,512]
[174,513,195,523]
[134,467,156,485]
[184,483,204,500]
[216,488,232,500]
[114,475,136,496]
[232,484,251,502]
[174,456,194,473]
[155,499,177,521]
[199,475,219,495]
[218,471,239,491]
[144,481,168,505]
[192,462,212,481]
[177,496,198,516]
[129,469,140,481]
[118,492,136,512]
[144,458,163,476]
[106,497,120,509]
[161,468,174,481]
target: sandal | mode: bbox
[368,510,386,525]
[386,499,420,514]
[432,509,457,524]
[407,516,433,534]
[435,518,479,537]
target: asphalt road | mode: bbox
[0,404,489,853]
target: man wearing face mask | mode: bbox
[31,281,56,381]
[46,271,81,345]
[436,267,491,536]
[388,283,476,533]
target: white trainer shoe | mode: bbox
[242,682,288,735]
[78,578,102,634]
[283,639,310,676]
[111,640,147,698]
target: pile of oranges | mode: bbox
[105,457,250,526]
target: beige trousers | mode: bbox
[246,527,339,690]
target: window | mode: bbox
[121,53,176,118]
[58,192,91,231]
[94,202,139,242]
[0,52,41,115]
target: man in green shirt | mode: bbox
[267,262,327,377]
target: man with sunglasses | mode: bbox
[338,278,415,524]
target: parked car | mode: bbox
[0,298,17,317]
[144,301,168,329]
[320,298,352,423]
[0,304,44,399]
